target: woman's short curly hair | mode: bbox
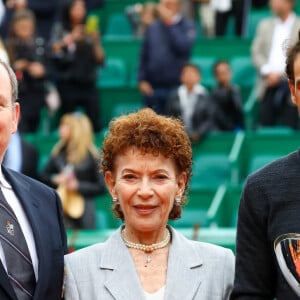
[100,108,192,220]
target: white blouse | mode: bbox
[143,286,165,300]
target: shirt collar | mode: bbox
[171,14,182,25]
[0,166,12,189]
[276,12,296,26]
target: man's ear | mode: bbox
[288,79,296,105]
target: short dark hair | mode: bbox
[213,60,230,75]
[181,62,201,74]
[286,30,300,84]
[0,60,18,103]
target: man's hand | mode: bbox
[139,81,154,96]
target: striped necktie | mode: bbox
[0,187,36,299]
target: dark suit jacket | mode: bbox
[166,89,217,138]
[231,150,300,299]
[0,166,67,300]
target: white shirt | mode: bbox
[261,13,296,76]
[178,84,207,134]
[144,286,165,300]
[0,166,38,281]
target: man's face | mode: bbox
[160,0,180,16]
[0,64,19,163]
[269,0,293,17]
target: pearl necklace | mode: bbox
[121,228,171,267]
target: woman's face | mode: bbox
[13,18,34,40]
[59,122,71,142]
[69,0,86,24]
[105,148,186,235]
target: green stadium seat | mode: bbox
[190,132,239,189]
[95,193,122,229]
[170,187,218,228]
[190,56,217,88]
[231,56,256,88]
[99,87,142,128]
[230,130,300,183]
[97,57,127,88]
[208,184,242,228]
[246,9,272,38]
[191,154,230,189]
[104,12,133,37]
[111,102,143,119]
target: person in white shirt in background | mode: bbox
[252,0,300,129]
[166,63,217,143]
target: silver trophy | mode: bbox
[274,233,300,297]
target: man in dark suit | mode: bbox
[0,60,67,299]
[231,31,300,299]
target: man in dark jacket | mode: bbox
[166,63,217,143]
[138,0,196,115]
[211,60,244,131]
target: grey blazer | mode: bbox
[251,15,300,99]
[64,226,234,299]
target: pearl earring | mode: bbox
[175,197,181,206]
[112,197,118,203]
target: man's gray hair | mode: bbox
[0,60,18,103]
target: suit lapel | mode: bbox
[101,229,144,300]
[1,168,46,299]
[164,227,203,300]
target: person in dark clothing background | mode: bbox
[138,0,196,115]
[0,0,61,42]
[49,0,105,132]
[6,8,47,133]
[166,63,217,143]
[211,60,244,131]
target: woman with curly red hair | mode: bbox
[64,108,234,300]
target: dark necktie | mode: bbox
[0,187,36,300]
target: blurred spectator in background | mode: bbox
[252,0,268,8]
[181,0,215,37]
[125,2,159,37]
[0,0,61,42]
[84,0,105,11]
[3,130,39,180]
[138,0,196,115]
[41,112,105,230]
[252,0,300,129]
[0,37,9,62]
[166,63,217,143]
[6,8,47,133]
[49,0,104,132]
[213,0,251,37]
[212,60,244,131]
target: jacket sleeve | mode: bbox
[137,28,149,82]
[166,19,196,55]
[230,177,277,299]
[193,95,216,137]
[251,20,269,73]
